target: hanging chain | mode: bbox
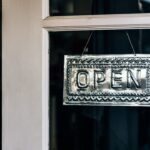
[125,32,136,56]
[81,31,94,56]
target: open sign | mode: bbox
[63,55,150,106]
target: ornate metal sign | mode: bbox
[63,55,150,106]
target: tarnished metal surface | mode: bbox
[63,55,150,106]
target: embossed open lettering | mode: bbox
[64,55,150,106]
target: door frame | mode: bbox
[42,1,49,150]
[43,0,150,150]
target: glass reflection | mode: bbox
[50,30,150,150]
[50,0,150,16]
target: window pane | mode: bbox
[50,0,150,16]
[49,30,150,150]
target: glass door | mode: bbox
[42,1,150,150]
[49,29,150,150]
